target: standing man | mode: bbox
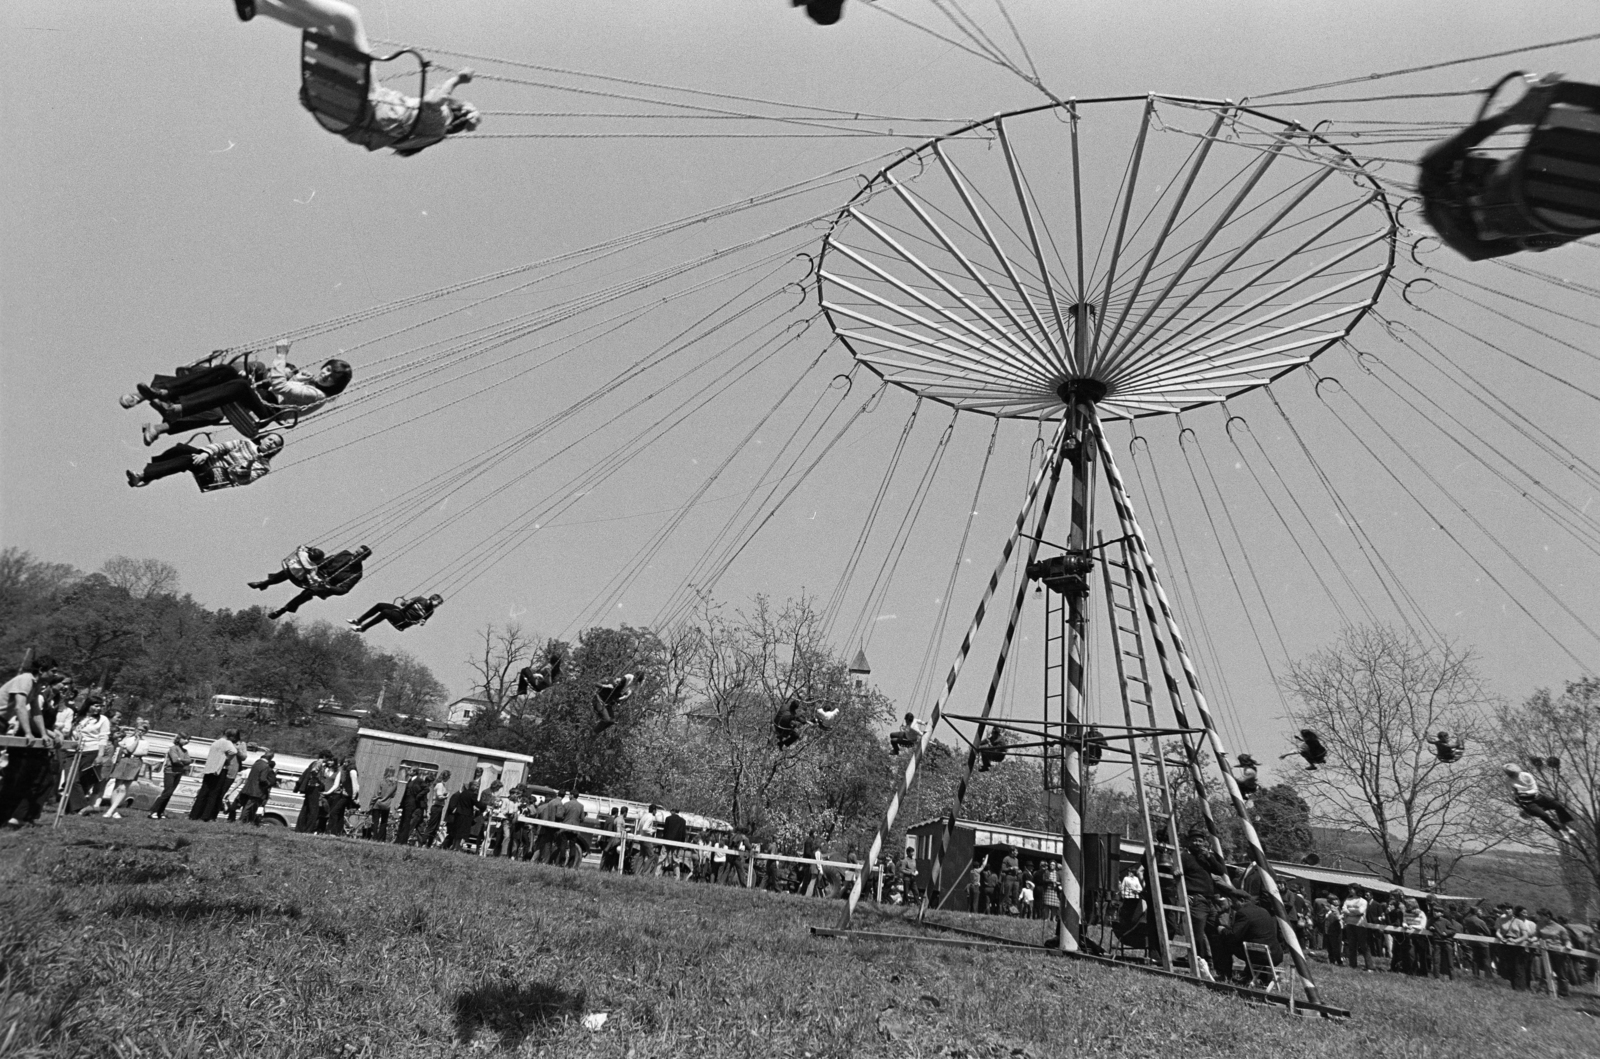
[1341,887,1374,972]
[0,654,63,828]
[424,769,453,847]
[148,733,193,819]
[394,770,430,845]
[238,749,278,824]
[191,729,240,822]
[368,767,399,842]
[659,807,689,879]
[323,756,360,836]
[1180,831,1230,980]
[558,792,588,868]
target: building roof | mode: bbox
[849,648,871,674]
[356,727,535,763]
[911,816,1476,900]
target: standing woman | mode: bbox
[148,733,193,819]
[102,720,152,819]
[294,754,329,833]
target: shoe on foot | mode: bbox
[142,422,163,447]
[136,382,166,401]
[126,470,146,488]
[149,812,162,819]
[266,609,283,620]
[233,0,256,21]
[248,580,270,590]
[119,392,142,409]
[149,399,179,421]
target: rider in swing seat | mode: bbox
[249,546,370,620]
[978,726,1008,772]
[592,673,636,734]
[349,594,443,633]
[1282,728,1328,771]
[888,712,924,755]
[237,1,481,156]
[516,654,563,698]
[126,433,283,489]
[1431,731,1465,763]
[772,699,805,747]
[122,341,351,446]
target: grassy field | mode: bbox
[2,820,1596,1058]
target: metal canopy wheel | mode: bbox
[818,95,1396,422]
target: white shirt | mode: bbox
[1507,770,1539,798]
[75,713,112,753]
[204,738,236,775]
[1119,874,1143,900]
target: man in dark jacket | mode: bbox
[660,808,689,880]
[1220,893,1283,986]
[393,772,430,845]
[238,749,277,825]
[558,792,588,868]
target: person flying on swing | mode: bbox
[249,546,370,620]
[978,725,1008,771]
[121,341,352,446]
[889,712,924,755]
[1235,753,1261,798]
[811,701,841,730]
[1282,728,1328,771]
[126,433,283,489]
[516,653,563,698]
[1431,731,1465,763]
[234,1,481,156]
[593,673,635,734]
[349,594,442,633]
[1503,762,1575,836]
[772,699,805,747]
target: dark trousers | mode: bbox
[156,364,274,420]
[324,792,351,835]
[1496,944,1532,990]
[1343,924,1374,969]
[0,747,50,824]
[369,806,391,842]
[238,793,267,824]
[296,789,324,832]
[1325,920,1343,964]
[149,772,184,816]
[1430,937,1454,979]
[424,803,445,845]
[355,602,410,632]
[142,443,210,484]
[395,803,422,844]
[1408,933,1431,976]
[191,772,228,821]
[1187,902,1215,965]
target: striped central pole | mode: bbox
[842,418,1070,927]
[1057,397,1095,950]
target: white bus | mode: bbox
[209,694,278,720]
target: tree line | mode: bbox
[0,548,447,728]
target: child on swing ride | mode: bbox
[126,433,284,489]
[233,1,481,156]
[592,674,636,734]
[120,341,352,446]
[772,699,805,747]
[516,654,563,698]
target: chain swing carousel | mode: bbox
[806,94,1398,1017]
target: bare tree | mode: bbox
[100,556,180,598]
[1492,678,1600,918]
[1283,625,1503,886]
[464,622,538,718]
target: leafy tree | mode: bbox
[1284,624,1502,886]
[99,556,180,598]
[1248,784,1315,860]
[1492,678,1600,918]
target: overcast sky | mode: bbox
[5,2,1598,791]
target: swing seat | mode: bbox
[300,31,429,139]
[281,546,328,590]
[183,431,242,493]
[1472,81,1600,242]
[1422,76,1600,259]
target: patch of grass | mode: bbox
[1,819,1596,1057]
